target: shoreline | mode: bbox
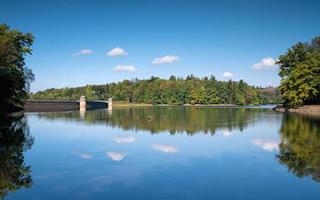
[273,105,320,116]
[113,103,239,107]
[113,103,273,108]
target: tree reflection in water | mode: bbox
[35,107,320,182]
[0,114,34,199]
[278,113,320,182]
[37,107,277,135]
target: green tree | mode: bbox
[277,36,320,107]
[0,24,34,112]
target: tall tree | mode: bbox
[0,24,34,112]
[277,36,320,107]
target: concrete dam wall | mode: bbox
[24,98,111,112]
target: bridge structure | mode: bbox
[24,96,112,112]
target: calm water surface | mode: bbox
[1,106,320,200]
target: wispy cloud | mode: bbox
[107,47,128,56]
[113,136,136,144]
[152,144,178,154]
[113,65,136,72]
[72,49,93,56]
[222,72,233,78]
[252,139,279,152]
[252,57,277,70]
[152,55,179,64]
[106,152,127,161]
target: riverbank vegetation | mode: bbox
[0,24,34,112]
[277,36,320,108]
[31,75,281,105]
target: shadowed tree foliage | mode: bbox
[277,36,320,107]
[0,114,34,199]
[31,75,281,105]
[0,24,34,112]
[277,114,320,182]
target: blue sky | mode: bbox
[1,0,320,92]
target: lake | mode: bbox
[1,106,320,200]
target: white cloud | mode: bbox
[252,57,277,70]
[113,65,136,72]
[106,152,127,161]
[152,55,179,64]
[152,144,178,154]
[72,49,93,56]
[222,72,233,78]
[252,139,279,152]
[79,153,92,159]
[113,136,136,144]
[107,47,128,56]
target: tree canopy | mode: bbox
[277,36,320,107]
[31,75,281,105]
[0,24,34,112]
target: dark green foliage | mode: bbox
[277,113,320,182]
[277,36,320,107]
[0,114,34,199]
[0,24,34,112]
[32,75,281,105]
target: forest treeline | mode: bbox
[31,75,281,105]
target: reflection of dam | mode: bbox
[36,107,281,135]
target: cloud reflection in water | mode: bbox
[106,152,127,161]
[113,136,136,144]
[79,153,92,159]
[252,139,279,152]
[152,144,178,154]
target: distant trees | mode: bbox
[277,36,320,107]
[0,24,34,112]
[32,75,281,105]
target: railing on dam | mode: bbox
[24,97,112,112]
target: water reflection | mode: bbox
[3,107,320,199]
[252,139,279,152]
[113,136,136,144]
[277,113,320,182]
[79,153,92,159]
[35,107,320,183]
[0,114,34,199]
[37,107,278,135]
[106,152,127,161]
[152,144,178,154]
